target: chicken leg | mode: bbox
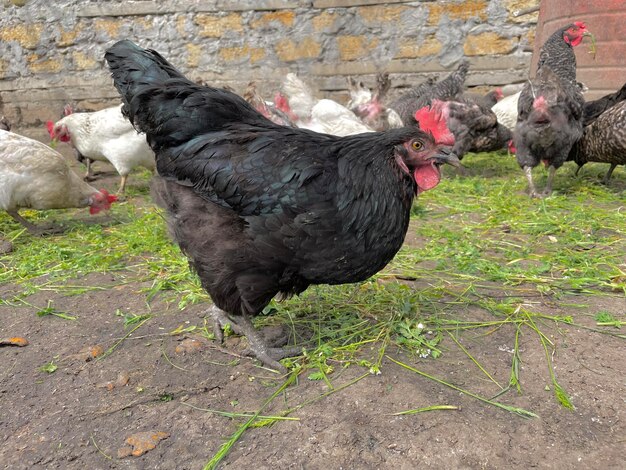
[574,164,584,177]
[542,165,557,196]
[84,158,96,181]
[523,166,540,198]
[602,163,618,185]
[6,209,64,235]
[207,304,299,371]
[118,175,128,194]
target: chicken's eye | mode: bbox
[411,140,424,151]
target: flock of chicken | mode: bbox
[1,21,625,369]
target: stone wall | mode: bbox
[0,0,539,131]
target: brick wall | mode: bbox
[0,0,539,131]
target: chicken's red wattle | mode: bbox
[414,164,440,192]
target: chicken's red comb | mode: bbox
[101,189,118,204]
[274,92,290,113]
[507,140,517,155]
[414,100,455,146]
[574,21,586,30]
[46,120,55,138]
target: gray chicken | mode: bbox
[514,22,591,197]
[447,99,512,159]
[389,62,469,124]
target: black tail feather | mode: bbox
[105,40,272,146]
[105,40,193,131]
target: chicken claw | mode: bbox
[206,305,299,371]
[0,238,13,254]
[6,210,65,235]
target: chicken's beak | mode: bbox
[432,147,462,168]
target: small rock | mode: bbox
[118,431,170,458]
[96,371,130,391]
[68,344,104,362]
[175,337,208,355]
[116,371,130,387]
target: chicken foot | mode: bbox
[207,304,299,371]
[523,166,540,198]
[602,163,618,185]
[543,165,557,196]
[6,210,64,235]
[524,165,556,198]
[0,237,13,254]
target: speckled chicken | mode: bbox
[582,81,626,126]
[514,22,591,197]
[389,62,469,124]
[569,100,626,183]
[462,88,503,109]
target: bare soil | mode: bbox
[1,159,625,470]
[1,276,625,470]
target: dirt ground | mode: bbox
[1,160,625,470]
[1,275,625,470]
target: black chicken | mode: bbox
[105,40,460,370]
[514,22,591,197]
[569,100,626,183]
[447,99,512,159]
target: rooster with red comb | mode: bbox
[105,40,460,370]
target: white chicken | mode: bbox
[48,104,156,193]
[347,73,403,131]
[0,129,117,253]
[491,91,520,131]
[280,73,373,136]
